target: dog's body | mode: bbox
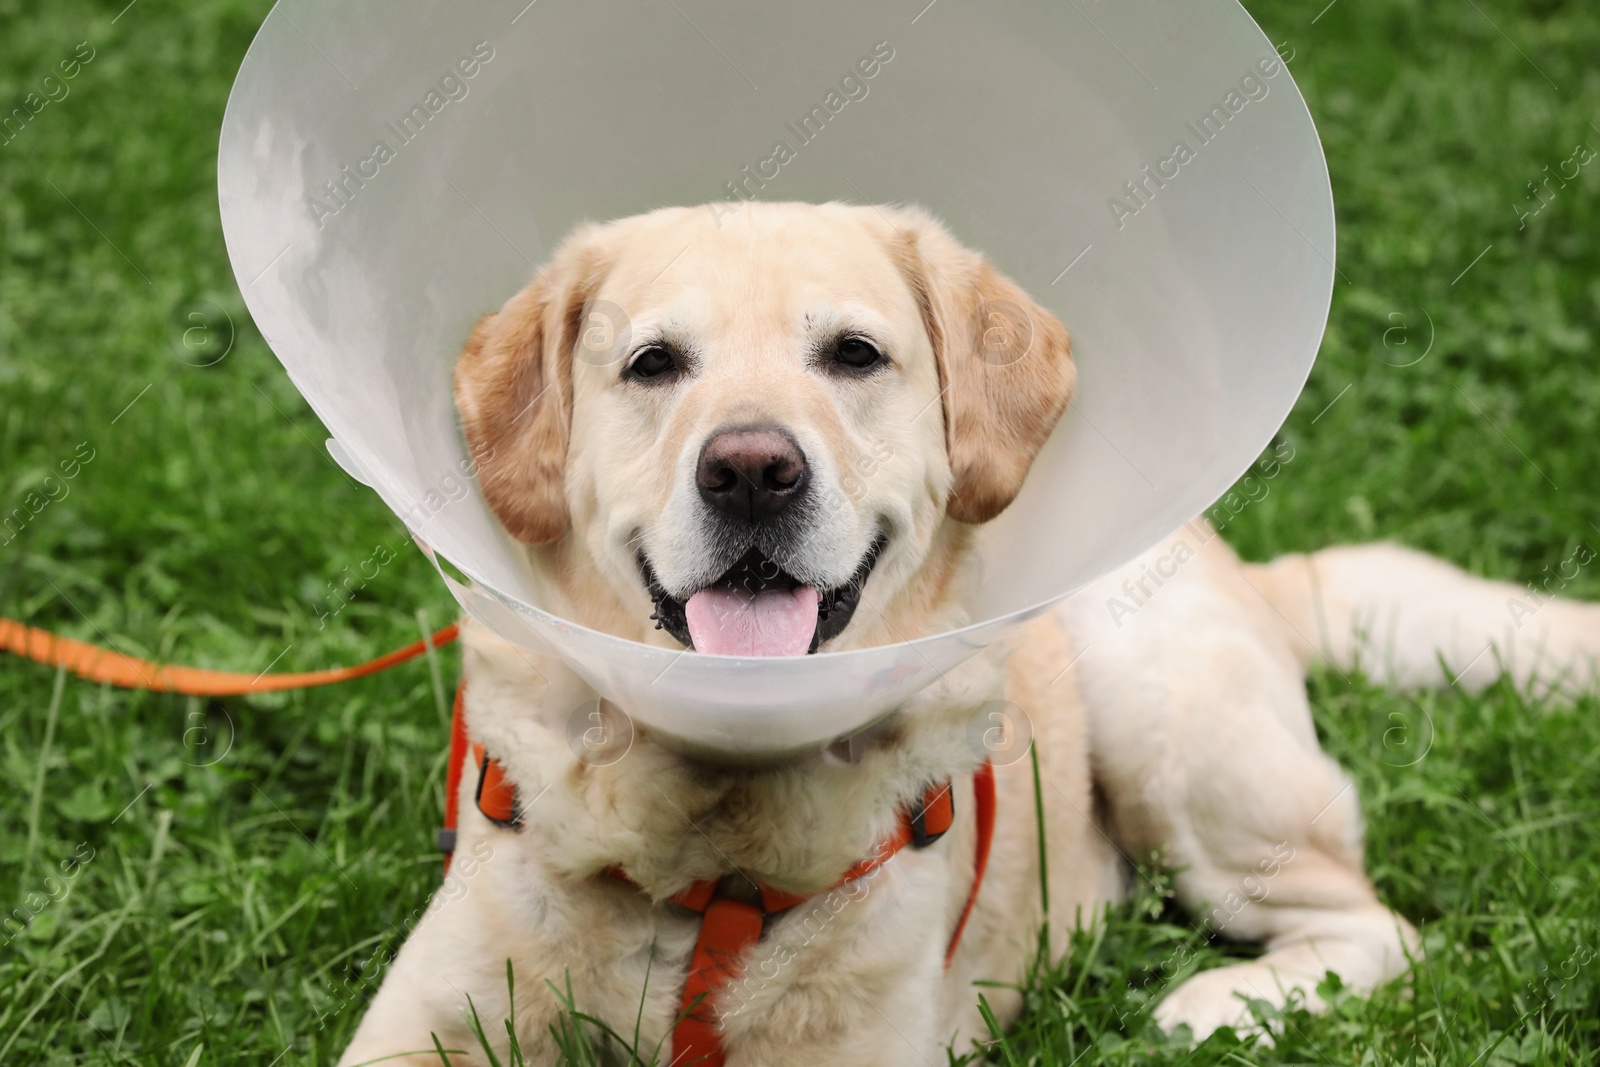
[340,203,1600,1065]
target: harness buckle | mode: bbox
[474,750,522,828]
[909,780,955,848]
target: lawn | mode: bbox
[1,0,1597,1063]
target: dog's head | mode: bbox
[455,202,1073,655]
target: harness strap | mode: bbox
[439,682,470,861]
[947,760,996,963]
[675,897,765,1065]
[441,680,521,870]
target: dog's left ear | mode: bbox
[886,207,1076,525]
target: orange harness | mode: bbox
[445,681,998,1067]
[3,615,998,1067]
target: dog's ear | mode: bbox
[454,230,606,544]
[886,207,1075,525]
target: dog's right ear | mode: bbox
[454,231,606,544]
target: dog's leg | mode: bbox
[1248,541,1600,700]
[336,839,553,1067]
[336,905,506,1066]
[1064,533,1418,1040]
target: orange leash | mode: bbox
[2,612,475,867]
[0,616,458,695]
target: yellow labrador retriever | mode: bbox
[341,202,1600,1065]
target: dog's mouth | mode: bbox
[642,536,888,656]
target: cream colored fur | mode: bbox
[340,204,1600,1065]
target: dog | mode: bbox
[340,202,1600,1065]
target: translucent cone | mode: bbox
[219,0,1331,760]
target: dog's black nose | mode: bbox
[696,427,808,522]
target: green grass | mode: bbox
[1,0,1598,1062]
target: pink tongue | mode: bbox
[684,584,821,657]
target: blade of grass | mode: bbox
[20,665,67,891]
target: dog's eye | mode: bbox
[624,345,677,382]
[832,337,884,371]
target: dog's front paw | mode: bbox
[1152,963,1297,1043]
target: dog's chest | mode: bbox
[485,841,953,1059]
